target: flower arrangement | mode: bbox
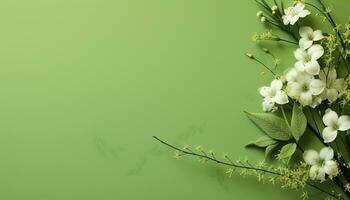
[154,0,350,199]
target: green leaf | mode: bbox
[245,112,291,141]
[291,103,307,141]
[246,136,277,148]
[278,143,296,160]
[265,144,278,158]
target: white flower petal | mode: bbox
[274,91,289,104]
[287,82,302,98]
[270,80,283,91]
[320,147,334,161]
[299,38,313,50]
[282,16,289,25]
[338,115,350,131]
[310,79,325,95]
[259,86,270,97]
[299,26,313,38]
[323,109,338,126]
[294,3,304,12]
[322,68,337,82]
[298,9,310,18]
[262,98,274,112]
[309,165,320,180]
[303,150,319,165]
[305,60,320,75]
[313,30,324,41]
[299,92,313,106]
[308,44,324,60]
[285,68,298,82]
[294,61,305,71]
[294,48,307,61]
[333,79,346,92]
[316,167,326,181]
[324,160,338,176]
[318,68,327,82]
[289,16,299,25]
[322,126,338,143]
[310,96,322,108]
[326,88,338,102]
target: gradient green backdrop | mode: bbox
[0,0,348,199]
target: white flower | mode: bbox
[271,5,278,11]
[282,3,310,25]
[271,5,278,14]
[259,80,289,112]
[319,68,347,103]
[286,70,325,106]
[285,67,298,82]
[322,109,350,143]
[260,16,266,23]
[299,26,324,50]
[303,147,338,181]
[294,44,324,75]
[256,11,263,17]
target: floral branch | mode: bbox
[153,136,344,199]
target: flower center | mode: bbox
[332,123,339,130]
[302,84,309,92]
[307,33,314,40]
[268,90,277,98]
[316,158,326,167]
[304,55,312,62]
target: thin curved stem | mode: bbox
[153,136,344,200]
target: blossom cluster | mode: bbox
[256,1,350,183]
[156,1,350,199]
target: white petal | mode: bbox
[318,68,327,82]
[294,3,305,12]
[313,30,324,41]
[262,98,274,112]
[305,60,320,75]
[308,44,324,60]
[287,82,302,98]
[309,165,320,180]
[316,168,326,181]
[323,109,338,126]
[324,160,338,176]
[270,80,283,91]
[319,147,334,161]
[299,26,313,38]
[289,16,299,25]
[298,10,310,18]
[259,86,270,97]
[322,126,338,143]
[299,92,313,106]
[282,15,289,25]
[296,71,313,83]
[285,68,298,82]
[303,150,319,165]
[299,38,313,50]
[326,88,338,102]
[338,115,350,131]
[295,61,306,71]
[310,96,322,108]
[333,79,346,92]
[274,91,289,104]
[294,48,307,61]
[324,68,337,82]
[310,79,325,95]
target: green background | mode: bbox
[0,0,348,199]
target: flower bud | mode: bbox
[256,11,263,17]
[246,53,254,59]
